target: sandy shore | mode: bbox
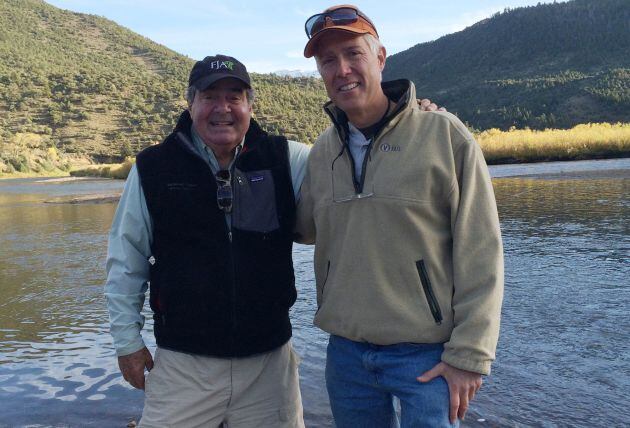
[34,176,105,183]
[31,158,628,205]
[44,193,122,204]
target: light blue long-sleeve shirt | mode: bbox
[347,123,372,183]
[105,128,311,356]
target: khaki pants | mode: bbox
[139,342,304,428]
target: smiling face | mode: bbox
[315,32,387,126]
[188,78,252,155]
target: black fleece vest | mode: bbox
[136,111,296,357]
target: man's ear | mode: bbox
[378,46,387,71]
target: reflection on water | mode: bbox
[0,181,143,426]
[0,160,628,427]
[477,171,629,427]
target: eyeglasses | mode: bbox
[215,169,233,213]
[304,7,377,39]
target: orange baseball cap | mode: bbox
[303,5,379,58]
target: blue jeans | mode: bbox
[326,335,458,428]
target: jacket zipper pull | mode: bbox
[228,231,233,242]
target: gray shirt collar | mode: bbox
[190,125,244,173]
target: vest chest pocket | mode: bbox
[144,176,205,226]
[160,181,210,225]
[233,169,280,232]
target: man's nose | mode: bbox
[336,57,352,77]
[212,98,231,112]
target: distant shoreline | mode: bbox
[486,152,630,165]
[3,158,624,206]
[2,154,629,182]
[2,123,628,180]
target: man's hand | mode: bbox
[118,346,154,390]
[417,361,482,423]
[418,98,446,112]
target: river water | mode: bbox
[0,159,628,428]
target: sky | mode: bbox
[45,0,565,73]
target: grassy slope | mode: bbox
[0,0,329,175]
[383,0,630,130]
[0,0,628,177]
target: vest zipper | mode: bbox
[228,172,237,354]
[229,230,237,353]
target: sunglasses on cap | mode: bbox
[304,6,377,39]
[215,169,233,213]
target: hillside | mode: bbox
[383,0,630,130]
[1,0,629,175]
[0,0,329,173]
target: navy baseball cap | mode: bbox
[189,54,251,90]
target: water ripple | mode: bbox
[0,166,628,427]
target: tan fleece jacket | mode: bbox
[295,80,504,375]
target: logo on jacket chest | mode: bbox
[379,144,401,153]
[167,182,199,190]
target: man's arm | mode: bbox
[288,139,318,244]
[105,164,155,389]
[287,140,311,201]
[293,147,317,244]
[443,125,504,375]
[420,118,503,423]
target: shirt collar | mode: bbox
[347,123,371,147]
[190,125,244,172]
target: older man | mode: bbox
[105,55,309,427]
[296,5,504,427]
